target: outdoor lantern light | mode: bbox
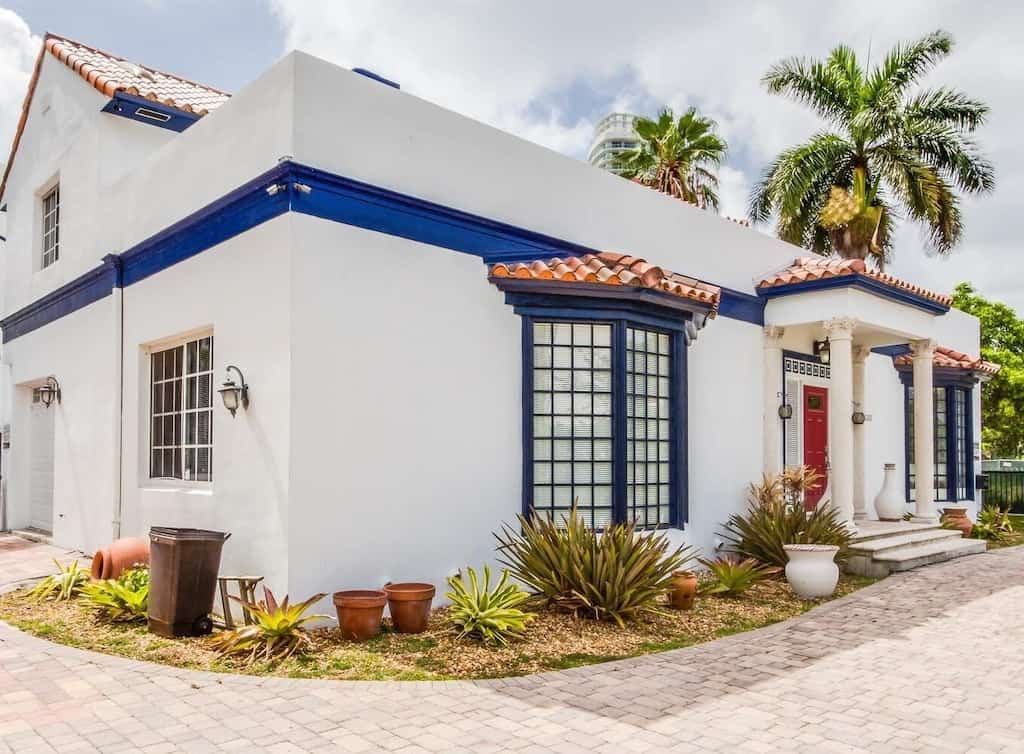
[851,411,866,425]
[217,365,249,417]
[813,338,831,364]
[778,403,793,420]
[37,375,61,408]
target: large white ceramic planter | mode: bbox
[784,544,840,599]
[873,463,904,521]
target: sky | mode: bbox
[0,1,1019,313]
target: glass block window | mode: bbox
[905,383,973,502]
[41,185,60,269]
[531,322,614,529]
[626,327,672,528]
[150,335,214,481]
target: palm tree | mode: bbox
[749,30,994,265]
[615,107,728,211]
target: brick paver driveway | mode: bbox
[1,535,1023,754]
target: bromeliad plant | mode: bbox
[721,470,851,569]
[495,507,699,627]
[209,588,327,664]
[81,566,150,622]
[699,557,773,597]
[445,565,534,646]
[971,504,1013,542]
[28,559,90,602]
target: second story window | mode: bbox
[41,185,60,268]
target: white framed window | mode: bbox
[41,184,60,269]
[149,335,214,481]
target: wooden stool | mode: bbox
[215,576,264,628]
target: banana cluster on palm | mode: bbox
[750,30,994,262]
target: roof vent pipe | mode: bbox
[352,68,400,90]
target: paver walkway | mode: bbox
[1,535,1023,753]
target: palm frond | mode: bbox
[905,87,989,131]
[762,57,853,124]
[866,30,954,105]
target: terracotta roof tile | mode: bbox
[628,179,750,226]
[1,33,230,201]
[490,252,720,313]
[894,346,1000,375]
[757,257,953,308]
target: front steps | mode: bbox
[845,521,987,577]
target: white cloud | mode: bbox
[270,1,1024,313]
[0,8,40,177]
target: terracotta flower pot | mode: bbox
[383,582,436,634]
[668,570,698,610]
[333,590,387,641]
[942,506,973,538]
[91,537,150,581]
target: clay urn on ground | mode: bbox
[942,506,974,538]
[383,582,436,634]
[91,537,150,580]
[333,590,387,641]
[668,571,699,610]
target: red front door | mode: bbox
[802,385,828,511]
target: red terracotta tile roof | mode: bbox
[1,33,230,201]
[628,178,750,226]
[894,346,1000,375]
[490,252,720,313]
[757,257,953,308]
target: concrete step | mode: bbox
[873,537,987,572]
[849,528,965,555]
[11,528,53,546]
[850,521,945,543]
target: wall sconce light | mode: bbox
[851,411,866,425]
[37,375,61,408]
[813,338,831,365]
[778,404,793,420]
[217,365,250,417]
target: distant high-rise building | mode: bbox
[586,112,639,173]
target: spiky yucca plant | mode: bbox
[445,565,534,646]
[28,559,90,602]
[495,507,699,627]
[971,504,1013,542]
[80,567,150,622]
[698,557,773,597]
[209,588,327,664]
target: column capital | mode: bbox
[852,345,872,364]
[764,325,786,341]
[910,338,937,359]
[822,317,857,340]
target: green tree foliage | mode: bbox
[951,283,1024,457]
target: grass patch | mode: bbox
[0,574,874,681]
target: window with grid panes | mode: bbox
[41,185,60,268]
[150,335,214,481]
[529,320,678,529]
[905,383,973,502]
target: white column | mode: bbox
[911,339,938,522]
[763,326,785,476]
[852,346,870,521]
[824,318,856,529]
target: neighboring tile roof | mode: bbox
[490,252,721,313]
[1,33,230,201]
[894,346,1000,376]
[757,257,953,308]
[628,178,750,226]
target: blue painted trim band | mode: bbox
[352,68,400,89]
[872,344,911,357]
[757,275,950,315]
[718,287,764,325]
[102,93,202,133]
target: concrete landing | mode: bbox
[846,521,987,577]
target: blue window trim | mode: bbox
[101,93,202,133]
[511,293,691,530]
[899,368,976,502]
[757,275,950,315]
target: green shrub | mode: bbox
[495,507,699,627]
[209,588,327,663]
[972,504,1013,542]
[699,557,772,596]
[28,559,89,602]
[81,566,150,622]
[720,473,851,569]
[445,565,534,646]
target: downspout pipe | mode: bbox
[102,255,125,540]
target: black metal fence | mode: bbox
[985,471,1024,513]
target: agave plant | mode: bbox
[445,565,534,646]
[720,474,851,569]
[80,567,150,622]
[209,588,327,664]
[28,559,89,602]
[698,557,773,597]
[495,507,699,627]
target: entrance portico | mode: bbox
[756,257,955,529]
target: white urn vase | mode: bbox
[784,544,840,599]
[873,463,904,521]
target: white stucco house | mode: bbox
[0,35,997,597]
